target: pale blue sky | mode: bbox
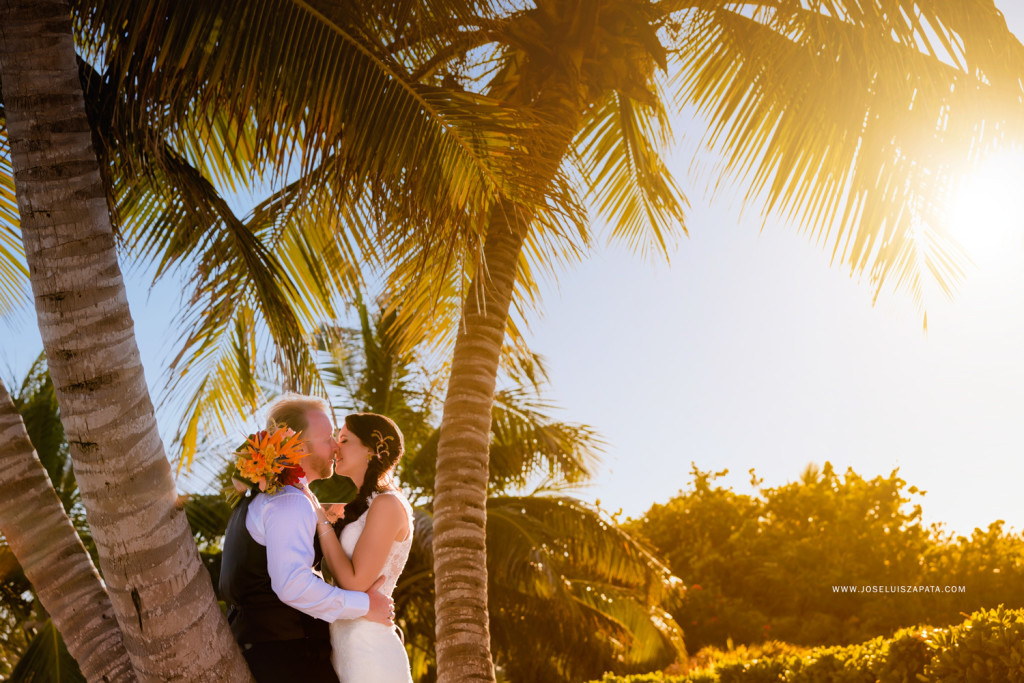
[525,2,1024,533]
[4,4,1024,534]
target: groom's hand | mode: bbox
[365,575,395,627]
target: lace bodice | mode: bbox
[338,489,413,598]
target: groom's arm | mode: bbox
[255,492,369,621]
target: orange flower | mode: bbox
[234,424,309,495]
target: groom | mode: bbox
[220,394,394,683]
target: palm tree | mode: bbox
[317,301,685,682]
[0,360,135,681]
[67,0,543,469]
[372,3,1024,678]
[0,0,543,676]
[0,0,253,676]
[3,1,1020,679]
[0,357,260,680]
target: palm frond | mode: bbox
[110,143,365,467]
[7,619,85,683]
[508,184,592,326]
[313,299,441,446]
[576,87,690,257]
[71,0,561,230]
[348,0,502,77]
[405,389,604,498]
[486,495,685,681]
[0,124,27,318]
[672,1,1024,304]
[398,497,684,682]
[10,356,72,504]
[180,493,234,549]
[379,186,589,377]
[165,304,269,470]
[568,580,686,667]
[487,388,603,492]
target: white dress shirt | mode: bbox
[245,484,369,621]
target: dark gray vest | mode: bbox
[220,493,330,644]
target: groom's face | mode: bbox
[301,409,338,481]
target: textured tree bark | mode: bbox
[0,377,137,682]
[431,51,583,674]
[0,0,251,679]
[432,201,526,683]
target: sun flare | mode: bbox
[948,149,1024,265]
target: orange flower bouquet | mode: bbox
[233,424,309,494]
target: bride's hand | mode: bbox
[322,502,345,523]
[297,483,327,518]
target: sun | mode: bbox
[947,149,1024,266]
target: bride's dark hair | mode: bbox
[338,412,404,529]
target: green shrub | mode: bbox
[588,674,669,683]
[585,609,1024,683]
[714,649,802,683]
[871,627,936,683]
[787,641,880,683]
[923,605,1024,682]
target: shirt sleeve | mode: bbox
[257,490,370,621]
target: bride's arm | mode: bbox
[308,490,408,592]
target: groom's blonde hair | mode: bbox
[266,393,331,434]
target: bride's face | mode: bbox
[334,424,370,486]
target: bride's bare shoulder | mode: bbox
[368,489,405,512]
[366,490,411,539]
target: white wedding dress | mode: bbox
[330,489,414,683]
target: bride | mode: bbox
[303,412,414,683]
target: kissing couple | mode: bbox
[220,394,415,682]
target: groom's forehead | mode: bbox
[304,409,333,432]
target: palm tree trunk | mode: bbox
[0,377,137,682]
[433,201,526,683]
[0,0,250,679]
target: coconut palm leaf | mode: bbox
[0,123,26,318]
[378,188,591,373]
[1,0,589,478]
[402,386,603,497]
[179,493,234,551]
[486,495,684,680]
[160,225,325,467]
[401,496,684,683]
[576,87,690,256]
[316,301,440,434]
[487,388,603,491]
[99,99,568,472]
[9,357,88,546]
[672,1,1024,304]
[7,619,86,683]
[70,0,561,224]
[109,143,364,466]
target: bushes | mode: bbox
[874,628,935,683]
[923,606,1024,682]
[586,607,1024,683]
[627,466,1024,651]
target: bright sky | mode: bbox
[524,2,1024,534]
[3,4,1023,535]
